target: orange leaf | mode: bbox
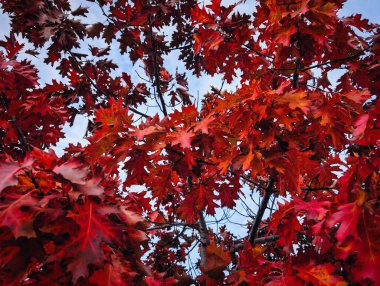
[201,241,231,278]
[277,91,311,114]
[194,114,214,134]
[296,263,346,286]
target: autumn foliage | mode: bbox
[0,0,379,285]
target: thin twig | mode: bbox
[67,49,150,119]
[272,48,369,72]
[242,43,274,60]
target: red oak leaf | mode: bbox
[169,129,195,149]
[274,25,297,46]
[277,91,312,114]
[0,157,33,192]
[327,201,362,244]
[294,197,331,221]
[194,114,214,134]
[295,263,346,286]
[47,202,124,282]
[0,190,40,238]
[132,125,164,140]
[89,255,136,286]
[201,241,231,278]
[53,160,89,185]
[352,114,369,138]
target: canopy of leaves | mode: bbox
[0,0,379,285]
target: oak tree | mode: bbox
[0,0,379,285]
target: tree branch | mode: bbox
[198,210,210,267]
[301,48,368,71]
[272,48,369,72]
[253,234,280,244]
[147,16,167,116]
[248,179,274,246]
[301,186,335,191]
[233,235,280,252]
[146,222,195,231]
